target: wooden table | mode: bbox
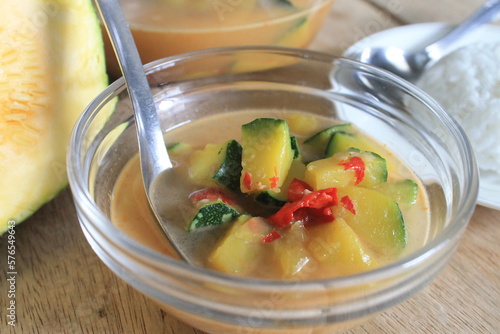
[2,0,499,333]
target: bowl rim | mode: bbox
[67,45,479,291]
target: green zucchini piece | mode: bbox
[277,16,307,44]
[255,190,288,208]
[325,131,379,157]
[240,118,293,193]
[307,218,377,274]
[373,179,418,205]
[304,123,352,157]
[336,186,407,256]
[212,140,243,192]
[188,200,241,231]
[290,136,301,160]
[345,148,388,188]
[276,0,295,7]
[276,0,294,7]
[189,140,242,191]
[324,131,355,157]
[167,142,192,156]
[255,159,306,207]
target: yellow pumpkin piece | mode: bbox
[272,223,311,278]
[207,216,272,275]
[286,113,318,136]
[188,142,226,187]
[307,218,377,275]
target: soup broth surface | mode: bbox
[111,110,431,280]
[102,1,334,78]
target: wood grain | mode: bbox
[1,0,499,333]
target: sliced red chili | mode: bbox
[190,188,235,205]
[287,178,313,202]
[340,195,356,215]
[295,206,334,227]
[269,177,279,189]
[268,187,338,228]
[269,166,279,189]
[339,156,365,185]
[243,172,252,190]
[262,229,282,243]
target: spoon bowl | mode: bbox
[346,0,500,82]
[358,46,430,83]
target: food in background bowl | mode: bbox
[102,0,335,78]
[112,114,431,280]
[68,47,478,334]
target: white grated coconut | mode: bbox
[417,43,500,175]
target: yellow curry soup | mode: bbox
[111,111,431,280]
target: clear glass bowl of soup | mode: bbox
[67,46,478,334]
[101,0,335,78]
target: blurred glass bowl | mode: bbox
[68,46,478,333]
[101,0,335,78]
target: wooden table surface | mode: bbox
[1,0,499,333]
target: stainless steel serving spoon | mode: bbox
[351,0,500,83]
[94,0,216,266]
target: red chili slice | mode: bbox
[269,166,279,189]
[287,178,313,202]
[269,176,279,189]
[339,156,365,185]
[340,195,356,215]
[243,172,252,190]
[268,187,338,228]
[262,229,282,243]
[294,206,334,227]
[190,188,235,205]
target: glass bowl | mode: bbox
[67,46,478,334]
[100,0,335,79]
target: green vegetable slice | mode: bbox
[325,130,381,157]
[167,142,192,156]
[373,179,418,205]
[290,136,301,160]
[213,140,243,192]
[304,123,352,157]
[255,190,288,208]
[336,186,407,256]
[188,200,241,231]
[240,118,293,193]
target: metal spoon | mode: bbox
[94,0,208,265]
[351,0,500,83]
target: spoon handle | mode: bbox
[426,0,500,60]
[94,0,173,186]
